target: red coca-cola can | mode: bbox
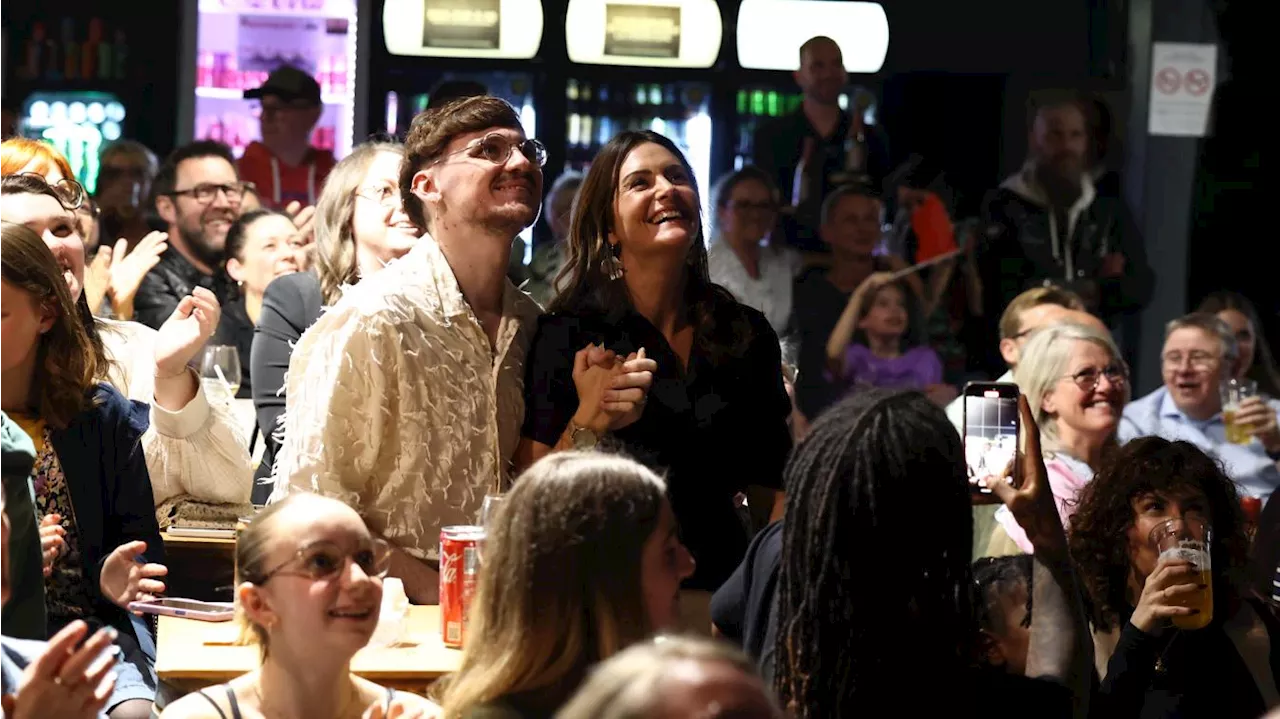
[439,525,484,648]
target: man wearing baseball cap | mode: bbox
[239,65,335,209]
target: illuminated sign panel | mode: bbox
[566,0,720,68]
[736,0,889,73]
[383,0,542,59]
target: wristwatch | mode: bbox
[568,420,599,450]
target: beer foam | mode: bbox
[1159,545,1210,570]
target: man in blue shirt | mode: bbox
[1120,313,1280,502]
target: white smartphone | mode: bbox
[127,598,235,622]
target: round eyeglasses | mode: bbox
[439,133,547,168]
[257,538,392,583]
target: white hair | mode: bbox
[1013,323,1129,451]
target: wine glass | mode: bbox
[199,345,242,402]
[479,494,505,528]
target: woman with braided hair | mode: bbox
[713,388,1093,717]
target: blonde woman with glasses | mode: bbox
[159,493,437,719]
[249,142,419,498]
[989,322,1130,555]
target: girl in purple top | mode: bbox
[825,272,953,405]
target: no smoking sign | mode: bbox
[1156,67,1181,94]
[1148,42,1217,137]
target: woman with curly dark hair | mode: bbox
[1068,436,1278,718]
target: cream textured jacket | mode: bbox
[271,236,541,561]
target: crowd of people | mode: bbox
[1,33,1277,719]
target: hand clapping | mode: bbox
[570,343,657,434]
[0,620,118,719]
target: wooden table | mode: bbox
[161,531,237,602]
[156,605,462,694]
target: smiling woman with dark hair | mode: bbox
[515,131,793,621]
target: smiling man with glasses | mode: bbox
[272,96,544,604]
[1120,313,1280,503]
[134,140,257,392]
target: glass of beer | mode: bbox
[1220,378,1258,445]
[1149,516,1213,630]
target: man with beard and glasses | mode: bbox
[136,141,256,394]
[271,96,543,604]
[979,92,1153,368]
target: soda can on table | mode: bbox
[440,525,484,648]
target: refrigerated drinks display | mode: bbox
[564,79,713,217]
[190,0,358,159]
[19,91,126,194]
[384,72,536,140]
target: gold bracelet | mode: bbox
[154,366,190,380]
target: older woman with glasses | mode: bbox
[989,322,1130,556]
[707,166,799,337]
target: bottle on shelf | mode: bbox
[44,24,61,80]
[648,84,662,107]
[82,19,103,79]
[62,19,80,80]
[736,90,747,115]
[196,50,214,88]
[567,78,580,104]
[332,54,347,94]
[580,115,594,149]
[750,90,765,116]
[24,23,45,80]
[112,29,127,80]
[97,27,113,80]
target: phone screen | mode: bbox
[964,387,1019,487]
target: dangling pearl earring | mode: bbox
[600,241,624,281]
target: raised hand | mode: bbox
[153,287,220,379]
[0,620,117,719]
[83,247,112,315]
[105,231,168,320]
[601,348,657,431]
[38,514,66,577]
[984,394,1068,560]
[570,343,619,435]
[98,540,167,611]
[1235,396,1280,452]
[1129,554,1204,634]
[284,201,317,246]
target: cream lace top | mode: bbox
[270,236,540,561]
[99,319,254,506]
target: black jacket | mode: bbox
[249,271,323,501]
[979,166,1154,322]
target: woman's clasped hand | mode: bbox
[571,343,657,434]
